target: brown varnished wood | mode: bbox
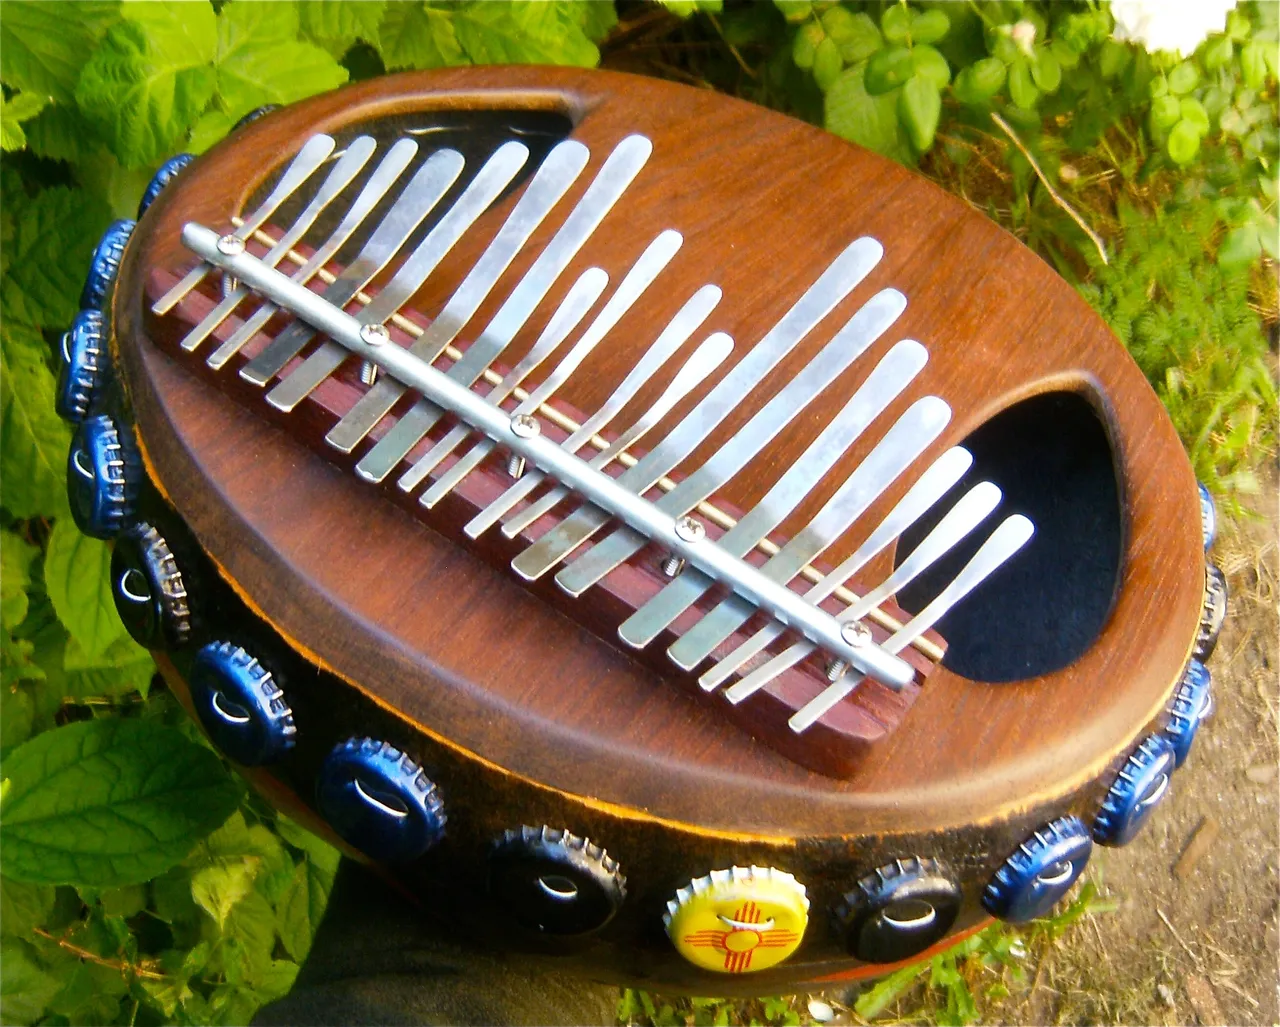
[114,67,1203,845]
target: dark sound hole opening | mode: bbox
[246,108,575,267]
[896,391,1122,683]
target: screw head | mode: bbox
[216,234,245,256]
[840,621,872,647]
[673,516,705,543]
[510,413,540,439]
[360,323,390,347]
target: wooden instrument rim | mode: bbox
[115,66,1204,839]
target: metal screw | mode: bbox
[219,273,240,298]
[360,323,390,347]
[841,621,872,647]
[506,454,527,479]
[660,553,686,578]
[824,658,850,682]
[510,413,539,439]
[216,234,245,256]
[359,362,379,386]
[674,516,705,543]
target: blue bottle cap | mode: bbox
[80,219,136,311]
[67,413,137,539]
[190,641,296,766]
[1094,735,1176,847]
[56,309,107,422]
[983,816,1092,923]
[138,154,195,217]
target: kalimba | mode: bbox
[59,68,1225,993]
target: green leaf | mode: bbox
[0,679,36,747]
[21,104,99,164]
[910,44,950,87]
[812,36,843,91]
[1219,224,1262,267]
[911,8,949,45]
[74,2,218,166]
[1150,93,1182,130]
[1179,97,1210,134]
[1201,34,1234,70]
[45,956,129,1023]
[1166,60,1199,95]
[277,855,333,961]
[375,1,464,69]
[1098,39,1131,79]
[187,108,236,153]
[824,62,912,164]
[1007,57,1039,108]
[1030,45,1061,92]
[43,521,128,660]
[213,1,349,123]
[0,92,48,152]
[297,0,387,54]
[1166,118,1202,164]
[0,322,71,521]
[0,939,60,1025]
[880,3,910,44]
[774,0,811,24]
[953,56,1005,104]
[1,532,37,632]
[823,10,881,64]
[864,44,913,94]
[0,717,240,887]
[188,811,288,925]
[275,815,340,875]
[791,20,823,70]
[452,1,600,66]
[1240,39,1267,88]
[0,878,55,939]
[0,1,120,103]
[900,74,941,152]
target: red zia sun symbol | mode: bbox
[681,901,800,972]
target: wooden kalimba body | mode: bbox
[59,68,1225,993]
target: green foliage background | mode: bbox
[0,1,1275,1025]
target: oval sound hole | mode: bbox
[536,874,580,902]
[882,898,937,930]
[896,391,1122,682]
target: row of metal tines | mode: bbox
[157,131,1033,732]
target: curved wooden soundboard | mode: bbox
[113,67,1204,990]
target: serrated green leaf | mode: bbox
[0,321,72,521]
[911,44,950,87]
[75,2,218,167]
[911,8,949,45]
[0,878,55,939]
[1219,224,1262,266]
[3,184,111,329]
[865,44,912,94]
[275,815,340,875]
[1167,60,1199,95]
[452,1,600,66]
[376,1,465,70]
[1,532,37,632]
[812,36,843,91]
[0,680,36,747]
[825,61,912,164]
[43,521,128,661]
[1166,118,1201,164]
[276,857,331,961]
[953,56,1005,104]
[192,859,258,928]
[151,866,201,926]
[0,717,240,886]
[1030,45,1060,92]
[187,108,236,153]
[880,3,910,44]
[0,938,60,1025]
[1,92,48,152]
[1008,57,1039,108]
[213,1,349,123]
[297,0,387,55]
[900,74,941,152]
[566,0,618,44]
[0,1,120,103]
[20,104,97,164]
[45,956,129,1023]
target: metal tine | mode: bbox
[266,141,531,413]
[352,134,654,483]
[509,237,884,584]
[410,267,609,505]
[326,140,591,456]
[153,135,336,315]
[700,445,972,693]
[618,338,928,651]
[406,228,681,499]
[468,285,724,541]
[241,148,466,385]
[207,138,420,370]
[787,514,1034,733]
[495,330,734,542]
[180,138,378,355]
[552,287,908,598]
[668,395,953,672]
[723,478,1002,705]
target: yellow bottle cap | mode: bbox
[664,865,809,973]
